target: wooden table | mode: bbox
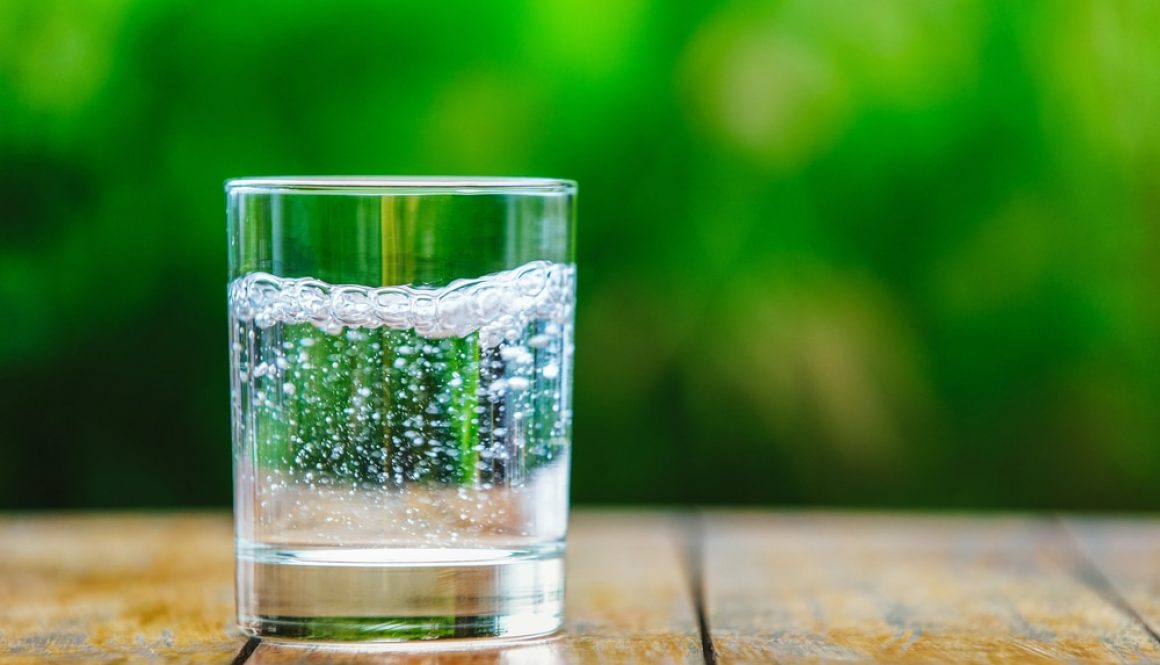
[1,512,1158,663]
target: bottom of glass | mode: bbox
[240,614,562,642]
[236,543,564,642]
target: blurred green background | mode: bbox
[1,0,1158,510]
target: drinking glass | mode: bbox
[227,177,576,642]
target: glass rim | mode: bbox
[226,176,576,195]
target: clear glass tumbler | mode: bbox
[227,177,576,642]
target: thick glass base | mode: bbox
[237,544,564,642]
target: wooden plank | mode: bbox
[701,512,1160,664]
[1065,517,1160,639]
[248,511,703,664]
[0,513,238,665]
[0,511,701,664]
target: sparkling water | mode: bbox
[229,260,574,640]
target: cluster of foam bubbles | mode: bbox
[230,260,574,348]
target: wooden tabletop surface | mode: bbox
[1,511,1159,664]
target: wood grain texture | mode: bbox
[6,510,1159,664]
[1066,517,1160,640]
[0,512,238,664]
[248,511,703,664]
[702,512,1160,664]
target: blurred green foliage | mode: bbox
[1,0,1158,509]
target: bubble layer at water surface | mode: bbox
[230,260,575,348]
